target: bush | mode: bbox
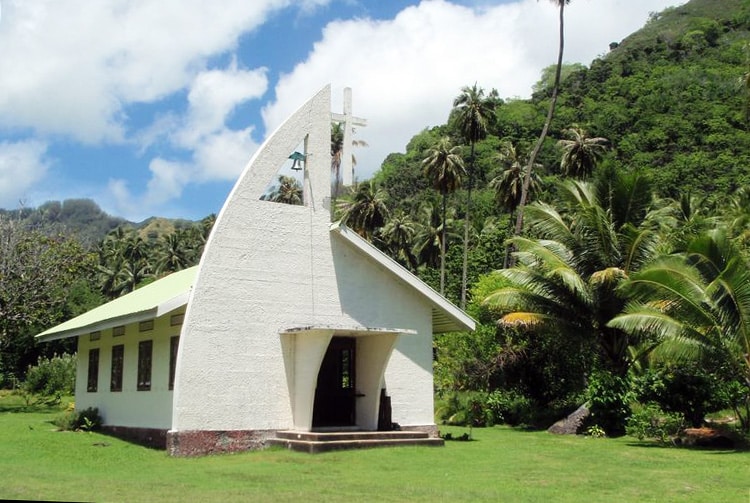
[436,391,496,427]
[585,371,633,437]
[485,389,533,426]
[626,403,685,445]
[53,406,102,432]
[635,364,729,427]
[20,354,76,405]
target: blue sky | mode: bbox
[0,0,684,221]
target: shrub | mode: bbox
[635,364,729,427]
[53,406,102,432]
[20,354,76,405]
[485,389,533,426]
[585,371,633,437]
[436,391,496,427]
[626,403,685,445]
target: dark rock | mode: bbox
[548,405,590,435]
[678,428,736,449]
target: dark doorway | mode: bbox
[313,337,356,428]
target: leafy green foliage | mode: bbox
[626,402,685,444]
[53,406,102,432]
[584,371,633,437]
[634,364,732,427]
[0,218,97,383]
[20,354,76,405]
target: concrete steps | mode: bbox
[270,430,444,453]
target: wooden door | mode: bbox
[312,337,356,427]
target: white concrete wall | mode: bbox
[75,309,183,429]
[330,238,436,427]
[172,86,437,433]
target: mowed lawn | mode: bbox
[1,398,748,502]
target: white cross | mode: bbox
[331,87,367,187]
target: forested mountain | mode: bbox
[378,0,750,202]
[4,0,750,440]
[364,0,750,302]
[0,199,196,246]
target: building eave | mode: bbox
[330,222,476,333]
[35,266,197,343]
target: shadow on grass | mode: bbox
[0,403,59,414]
[625,441,749,453]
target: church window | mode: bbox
[137,340,153,391]
[111,345,124,392]
[87,348,99,392]
[169,336,179,390]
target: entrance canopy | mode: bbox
[280,325,416,432]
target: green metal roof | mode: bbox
[36,266,198,342]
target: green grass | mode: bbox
[1,393,749,502]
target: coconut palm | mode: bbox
[485,179,661,378]
[155,232,192,275]
[489,142,542,268]
[558,125,608,179]
[423,137,466,294]
[452,83,495,308]
[610,229,750,431]
[413,202,444,270]
[514,0,572,240]
[268,175,303,205]
[378,210,418,271]
[337,179,389,240]
[331,122,368,203]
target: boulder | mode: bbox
[548,405,590,435]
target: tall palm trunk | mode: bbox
[513,1,566,252]
[503,209,515,269]
[440,191,447,295]
[461,142,475,308]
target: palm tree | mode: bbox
[268,175,303,205]
[610,230,750,432]
[452,83,494,308]
[423,137,466,294]
[514,0,572,240]
[489,142,542,268]
[486,179,660,374]
[331,122,368,204]
[413,202,445,270]
[337,179,390,240]
[558,125,608,179]
[155,232,191,274]
[378,210,418,271]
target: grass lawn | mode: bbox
[1,395,748,502]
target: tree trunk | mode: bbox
[512,1,566,261]
[461,143,476,309]
[440,191,447,295]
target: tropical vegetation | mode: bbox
[3,0,750,448]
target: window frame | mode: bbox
[110,344,124,392]
[169,336,179,390]
[87,348,99,392]
[137,340,153,391]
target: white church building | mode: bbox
[37,86,475,455]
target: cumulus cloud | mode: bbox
[0,140,50,208]
[263,0,685,180]
[109,62,264,217]
[0,0,315,142]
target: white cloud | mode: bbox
[109,61,265,218]
[0,140,50,207]
[263,0,686,180]
[0,0,314,142]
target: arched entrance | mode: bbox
[312,336,356,427]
